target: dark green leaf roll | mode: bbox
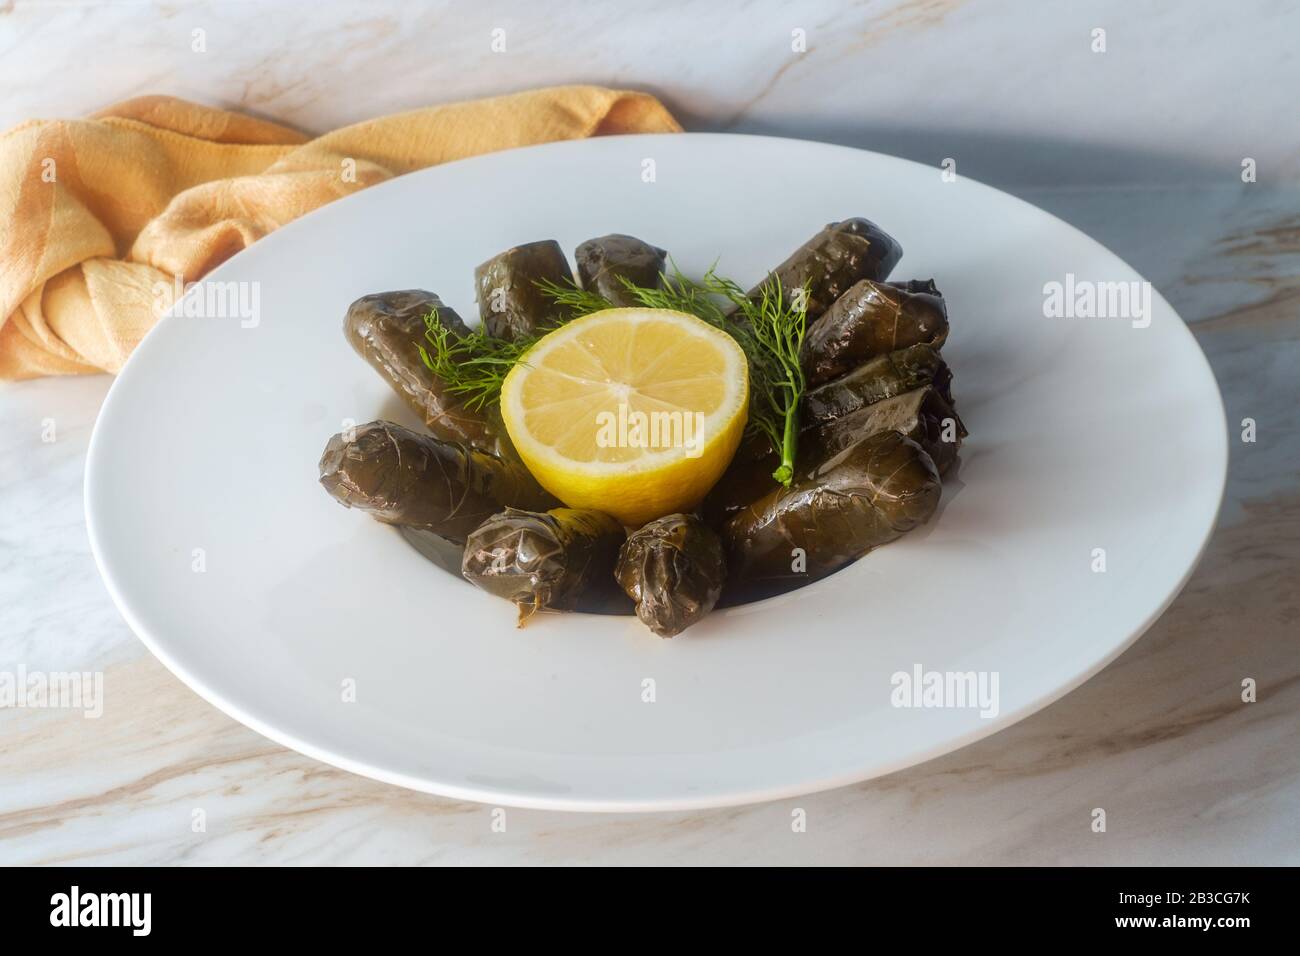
[722,430,941,594]
[743,218,903,320]
[803,278,949,385]
[462,507,625,623]
[344,289,501,450]
[576,234,668,307]
[804,386,966,476]
[802,343,953,424]
[318,421,557,544]
[616,514,727,637]
[474,240,574,341]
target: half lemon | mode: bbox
[500,308,749,527]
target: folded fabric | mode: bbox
[0,86,680,380]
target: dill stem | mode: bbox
[773,401,798,486]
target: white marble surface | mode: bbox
[2,1,1299,864]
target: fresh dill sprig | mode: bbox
[616,266,731,327]
[705,274,808,486]
[417,310,536,411]
[534,278,612,315]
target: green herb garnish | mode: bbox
[702,274,808,486]
[417,311,537,411]
[534,278,614,315]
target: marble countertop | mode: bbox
[2,1,1298,865]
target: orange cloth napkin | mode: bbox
[0,86,680,380]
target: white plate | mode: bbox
[85,134,1226,811]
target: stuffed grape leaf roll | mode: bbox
[887,278,942,296]
[803,278,949,385]
[722,430,942,594]
[802,343,953,424]
[742,218,903,320]
[474,240,574,341]
[318,421,556,544]
[462,507,625,623]
[344,290,502,450]
[704,344,957,527]
[616,514,727,637]
[804,386,966,476]
[576,234,668,307]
